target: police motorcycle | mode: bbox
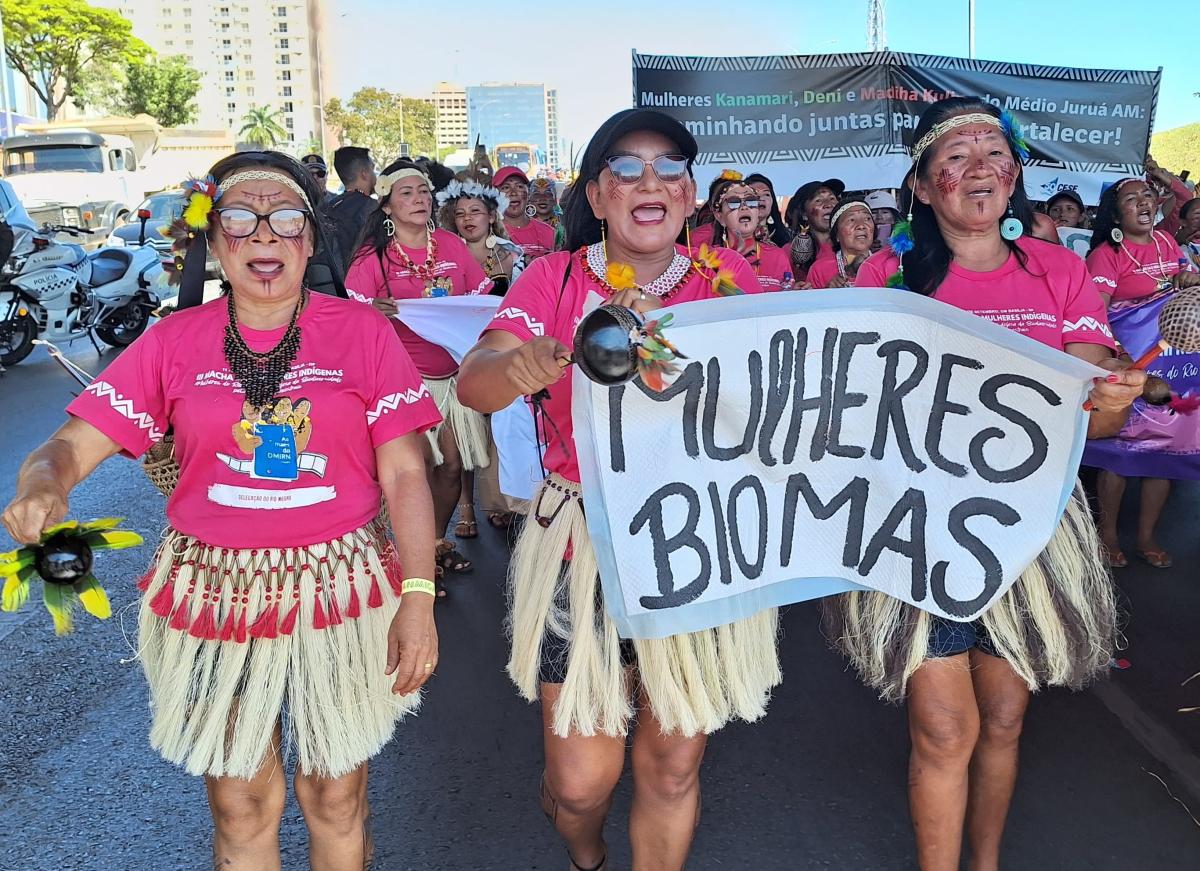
[0,209,164,367]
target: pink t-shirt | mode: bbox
[484,245,761,483]
[1154,176,1194,238]
[747,242,792,291]
[1085,230,1193,303]
[504,218,556,260]
[689,222,715,250]
[67,294,442,548]
[856,237,1116,351]
[344,228,491,377]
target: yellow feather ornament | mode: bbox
[182,192,214,230]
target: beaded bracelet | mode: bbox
[400,578,437,598]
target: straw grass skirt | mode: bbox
[136,520,419,780]
[509,474,781,738]
[821,484,1117,702]
[424,375,489,470]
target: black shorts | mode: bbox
[928,616,1000,658]
[536,562,636,685]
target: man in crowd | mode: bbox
[320,146,377,268]
[301,154,335,205]
[494,166,556,260]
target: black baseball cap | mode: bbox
[1046,189,1084,211]
[579,109,699,181]
[792,178,846,207]
[301,154,327,170]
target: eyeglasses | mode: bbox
[722,197,762,212]
[310,169,327,179]
[603,154,689,185]
[214,207,310,238]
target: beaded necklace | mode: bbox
[1120,230,1174,291]
[583,242,692,299]
[391,231,439,286]
[223,289,307,408]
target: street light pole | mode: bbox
[968,0,976,59]
[0,5,15,138]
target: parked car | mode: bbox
[106,191,221,280]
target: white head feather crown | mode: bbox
[435,179,510,215]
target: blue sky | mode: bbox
[333,0,1195,153]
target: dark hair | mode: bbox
[784,180,840,231]
[898,97,1033,295]
[828,197,873,253]
[706,178,755,248]
[1087,180,1143,253]
[562,120,695,251]
[333,146,371,186]
[179,150,343,306]
[352,158,425,265]
[1181,197,1200,223]
[744,173,793,246]
[415,157,455,193]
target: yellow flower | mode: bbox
[719,169,743,182]
[694,244,722,270]
[606,261,638,291]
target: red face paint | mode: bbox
[605,176,626,202]
[224,233,245,254]
[667,182,689,205]
[997,159,1017,188]
[935,166,962,197]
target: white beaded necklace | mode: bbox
[586,242,692,297]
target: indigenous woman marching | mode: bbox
[784,177,843,281]
[744,172,793,248]
[345,159,493,590]
[825,98,1144,871]
[457,109,781,871]
[805,198,876,289]
[436,179,524,535]
[2,151,442,869]
[497,166,557,261]
[1084,177,1200,569]
[701,174,793,291]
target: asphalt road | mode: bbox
[1,342,1198,870]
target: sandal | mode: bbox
[433,565,448,598]
[486,511,515,530]
[1137,548,1173,569]
[454,503,478,539]
[1105,548,1128,569]
[436,539,473,574]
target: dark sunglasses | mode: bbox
[214,207,310,238]
[722,197,762,211]
[603,154,689,184]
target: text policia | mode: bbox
[604,327,1065,619]
[644,87,1143,145]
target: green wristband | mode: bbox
[401,578,437,598]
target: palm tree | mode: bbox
[239,106,288,148]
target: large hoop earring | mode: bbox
[1000,201,1022,241]
[383,217,395,238]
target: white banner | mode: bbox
[396,296,544,500]
[573,290,1102,640]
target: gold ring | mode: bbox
[424,662,433,670]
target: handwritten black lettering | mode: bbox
[630,483,712,609]
[929,497,1020,617]
[871,340,929,472]
[969,374,1059,483]
[926,354,984,478]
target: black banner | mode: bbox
[632,52,1160,204]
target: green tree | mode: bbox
[239,106,288,148]
[325,88,437,164]
[121,56,201,127]
[1,0,149,120]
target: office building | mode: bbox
[92,0,333,150]
[467,82,560,170]
[423,82,468,152]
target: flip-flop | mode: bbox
[1104,546,1128,569]
[1137,549,1173,569]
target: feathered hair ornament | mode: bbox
[162,175,221,286]
[719,169,743,182]
[884,219,914,289]
[435,178,510,216]
[999,110,1030,162]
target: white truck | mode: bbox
[1,129,146,241]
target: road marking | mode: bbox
[1092,679,1200,806]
